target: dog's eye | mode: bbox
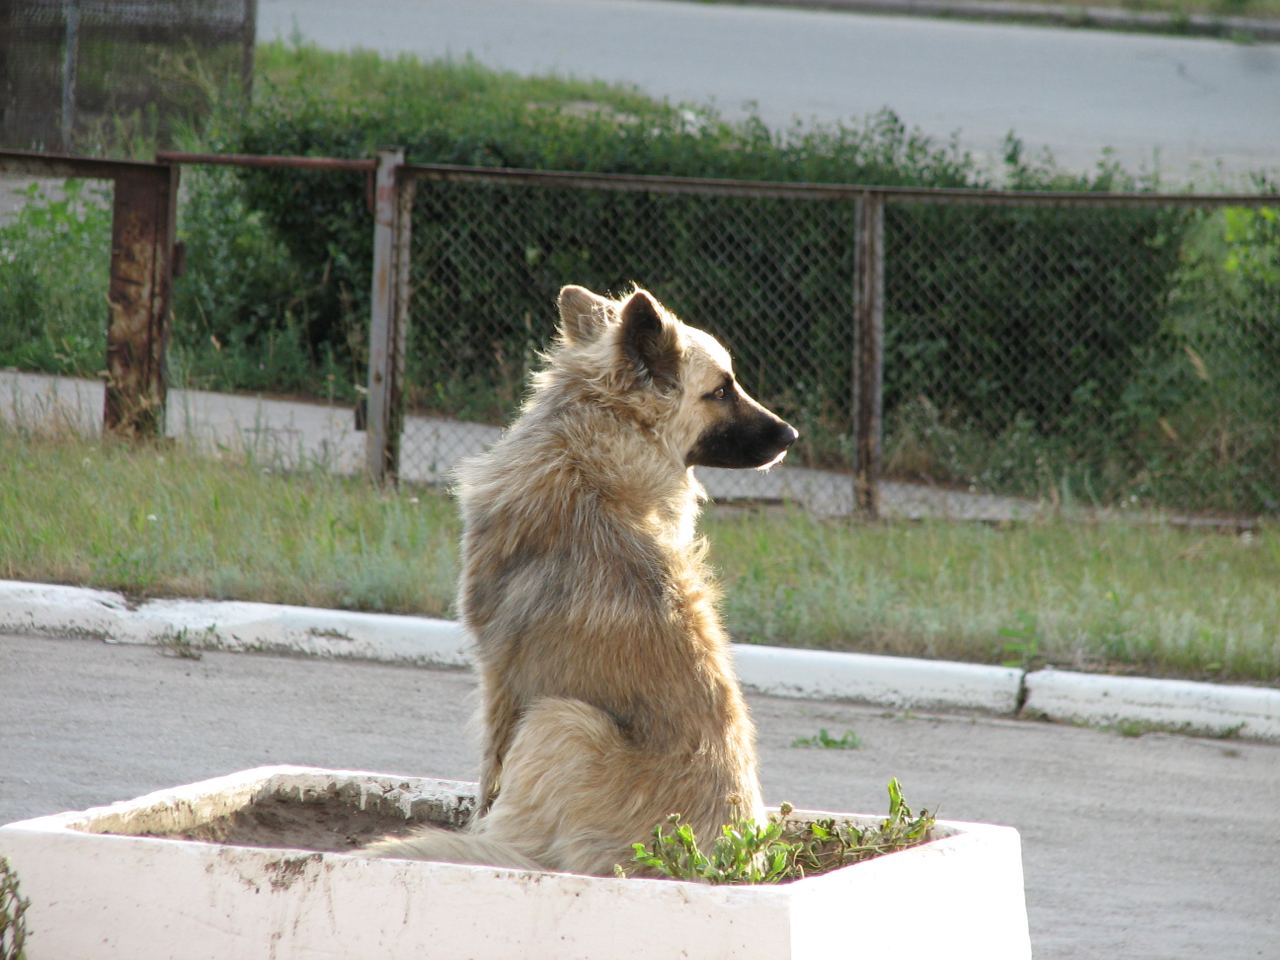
[712,386,727,400]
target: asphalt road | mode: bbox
[3,632,1278,959]
[258,0,1280,180]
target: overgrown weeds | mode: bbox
[0,179,112,378]
[0,858,28,960]
[619,779,935,884]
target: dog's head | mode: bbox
[555,285,798,471]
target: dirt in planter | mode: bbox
[134,794,439,852]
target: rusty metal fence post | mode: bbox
[104,161,179,436]
[852,191,885,519]
[366,148,409,483]
[0,150,180,437]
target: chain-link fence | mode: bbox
[4,144,1272,517]
[392,165,1279,518]
[883,197,1279,516]
[0,0,254,152]
[401,168,861,510]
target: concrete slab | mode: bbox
[0,370,1050,519]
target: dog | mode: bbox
[367,285,798,875]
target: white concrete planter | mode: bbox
[0,766,1030,959]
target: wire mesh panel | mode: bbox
[402,170,859,512]
[883,199,1280,515]
[0,0,254,152]
[395,165,1279,518]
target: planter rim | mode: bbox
[1,764,1008,885]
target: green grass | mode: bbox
[253,40,672,120]
[0,426,459,616]
[710,506,1280,683]
[1,426,1276,685]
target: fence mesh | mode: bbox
[0,0,254,152]
[884,201,1279,515]
[397,169,1280,517]
[402,173,860,511]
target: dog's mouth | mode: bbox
[755,447,790,472]
[687,417,799,471]
[757,422,799,471]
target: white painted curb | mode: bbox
[1024,668,1280,741]
[733,643,1023,714]
[129,599,471,668]
[0,579,469,668]
[0,579,1018,712]
[2,579,1277,740]
[0,579,131,637]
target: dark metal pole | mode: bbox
[60,0,79,150]
[241,0,258,101]
[104,163,180,436]
[390,172,416,477]
[366,148,406,483]
[852,192,885,519]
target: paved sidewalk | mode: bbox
[0,368,1162,523]
[3,631,1277,960]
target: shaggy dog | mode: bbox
[368,285,797,874]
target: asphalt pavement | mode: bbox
[258,0,1280,180]
[3,631,1277,960]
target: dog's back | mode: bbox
[369,285,797,874]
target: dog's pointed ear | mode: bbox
[620,289,680,390]
[557,285,612,345]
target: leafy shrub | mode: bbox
[1115,206,1280,512]
[232,42,989,397]
[170,163,356,399]
[0,179,112,377]
[883,201,1188,438]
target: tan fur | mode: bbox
[367,285,795,876]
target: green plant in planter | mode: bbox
[0,857,29,960]
[619,778,935,884]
